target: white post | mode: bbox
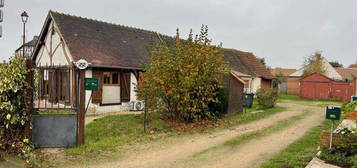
[329,121,334,149]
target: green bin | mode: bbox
[243,93,254,108]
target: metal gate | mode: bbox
[32,65,84,148]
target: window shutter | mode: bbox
[120,72,131,102]
[92,70,103,104]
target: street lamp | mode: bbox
[21,11,28,57]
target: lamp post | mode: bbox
[21,11,29,57]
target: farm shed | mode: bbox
[300,73,354,101]
[226,71,245,114]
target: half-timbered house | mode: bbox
[32,11,271,114]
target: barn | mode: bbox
[300,73,354,101]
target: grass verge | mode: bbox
[260,120,330,168]
[221,106,287,129]
[224,110,310,147]
[278,94,342,107]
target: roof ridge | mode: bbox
[337,67,357,69]
[49,10,173,39]
[222,48,253,54]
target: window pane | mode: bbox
[104,72,110,84]
[112,72,119,84]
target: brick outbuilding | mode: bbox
[300,73,354,101]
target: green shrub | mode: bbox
[256,88,278,109]
[208,87,228,117]
[0,56,37,165]
[342,101,357,113]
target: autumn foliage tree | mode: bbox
[137,26,229,122]
[303,52,326,77]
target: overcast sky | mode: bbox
[1,0,357,68]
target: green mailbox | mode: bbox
[85,78,99,91]
[325,106,341,120]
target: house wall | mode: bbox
[241,77,253,93]
[85,70,139,114]
[251,77,261,93]
[240,77,270,93]
[287,77,300,95]
[130,73,138,102]
[35,20,71,66]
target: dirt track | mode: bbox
[80,103,324,168]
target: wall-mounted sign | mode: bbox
[325,106,341,120]
[85,78,99,91]
[74,59,90,70]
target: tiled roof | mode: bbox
[50,11,173,69]
[336,68,357,81]
[271,68,296,76]
[222,49,274,79]
[221,49,253,76]
[236,51,275,79]
[35,11,274,79]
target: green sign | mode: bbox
[325,106,341,120]
[85,78,99,91]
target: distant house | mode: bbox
[271,68,296,93]
[288,58,342,95]
[32,11,253,114]
[15,36,38,58]
[335,68,357,82]
[222,49,275,94]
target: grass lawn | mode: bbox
[66,112,171,157]
[260,121,330,168]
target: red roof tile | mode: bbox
[271,68,296,76]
